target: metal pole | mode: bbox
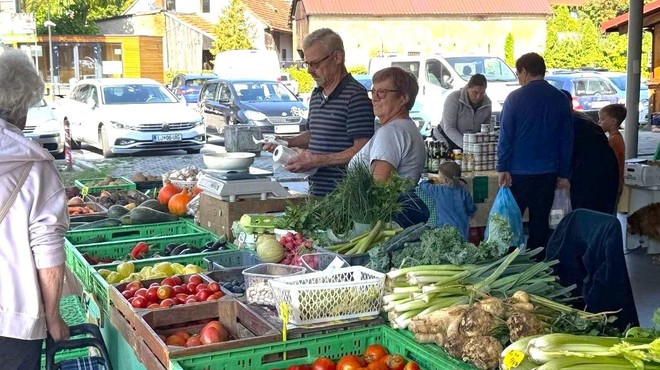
[625,0,643,159]
[47,1,54,85]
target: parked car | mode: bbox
[168,73,217,106]
[544,73,619,121]
[198,78,308,135]
[23,99,65,159]
[353,74,432,137]
[54,78,205,158]
[279,72,299,95]
[593,71,649,124]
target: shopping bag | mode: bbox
[549,188,572,229]
[485,186,525,249]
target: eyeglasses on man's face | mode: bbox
[368,89,398,100]
[302,52,334,69]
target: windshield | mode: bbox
[232,82,297,102]
[102,84,178,104]
[185,78,214,87]
[445,56,517,82]
[609,76,649,91]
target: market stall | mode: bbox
[53,151,658,370]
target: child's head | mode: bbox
[437,161,463,187]
[598,104,627,132]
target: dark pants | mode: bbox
[0,336,43,370]
[393,191,430,228]
[510,174,557,256]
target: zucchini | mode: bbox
[71,218,123,230]
[106,204,130,219]
[383,222,429,253]
[126,206,178,225]
[138,199,169,213]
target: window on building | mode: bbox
[201,0,210,13]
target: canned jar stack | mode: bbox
[462,130,498,172]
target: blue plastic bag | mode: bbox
[485,186,525,249]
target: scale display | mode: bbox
[197,167,290,202]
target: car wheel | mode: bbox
[186,148,201,154]
[100,125,114,158]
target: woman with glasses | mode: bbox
[350,67,429,227]
[434,73,492,150]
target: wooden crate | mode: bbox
[116,298,280,368]
[198,194,308,238]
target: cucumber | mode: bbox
[126,206,178,225]
[71,218,123,230]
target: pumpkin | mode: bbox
[158,180,180,205]
[168,188,193,216]
[191,185,203,196]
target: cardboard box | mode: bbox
[198,193,308,238]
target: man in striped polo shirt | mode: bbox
[271,28,375,196]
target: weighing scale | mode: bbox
[197,167,291,202]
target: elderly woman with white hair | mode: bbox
[0,49,70,369]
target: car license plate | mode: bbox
[153,134,182,142]
[274,125,299,134]
[590,101,608,109]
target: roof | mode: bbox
[600,0,660,33]
[81,78,163,86]
[168,13,216,38]
[294,0,552,16]
[242,0,292,32]
[548,0,588,6]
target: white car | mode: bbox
[24,99,65,159]
[280,72,299,95]
[54,78,205,157]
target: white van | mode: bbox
[368,54,520,127]
[213,49,280,81]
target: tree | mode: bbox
[504,33,515,66]
[210,0,255,55]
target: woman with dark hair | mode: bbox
[560,89,619,214]
[434,73,492,149]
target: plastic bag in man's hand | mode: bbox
[549,188,572,229]
[485,186,525,249]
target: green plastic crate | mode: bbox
[67,233,231,291]
[40,295,89,370]
[170,325,475,370]
[74,176,136,194]
[65,220,208,246]
[88,253,214,315]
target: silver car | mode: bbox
[55,78,205,157]
[24,99,65,159]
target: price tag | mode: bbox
[279,302,289,360]
[502,350,525,369]
[81,186,89,197]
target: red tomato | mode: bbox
[195,283,208,293]
[287,366,312,370]
[146,286,159,302]
[207,291,224,301]
[134,288,148,298]
[173,285,187,295]
[200,327,221,344]
[185,298,197,304]
[312,357,336,370]
[189,275,203,285]
[165,334,186,346]
[160,298,175,308]
[366,361,388,370]
[207,281,221,293]
[121,289,134,299]
[149,282,160,288]
[157,285,174,300]
[382,355,405,370]
[131,296,148,308]
[186,283,198,294]
[201,321,228,342]
[364,344,388,364]
[196,289,211,302]
[171,275,183,285]
[402,362,420,370]
[125,281,143,293]
[161,277,177,287]
[175,293,188,303]
[337,355,366,370]
[147,303,161,309]
[172,330,190,340]
[185,336,202,347]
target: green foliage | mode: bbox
[504,33,515,67]
[347,65,368,75]
[544,2,652,77]
[210,0,255,55]
[26,0,129,35]
[283,66,315,93]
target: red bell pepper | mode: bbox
[130,242,149,259]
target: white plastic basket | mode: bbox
[242,263,306,306]
[269,266,385,325]
[300,253,348,272]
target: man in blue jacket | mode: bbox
[497,52,573,255]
